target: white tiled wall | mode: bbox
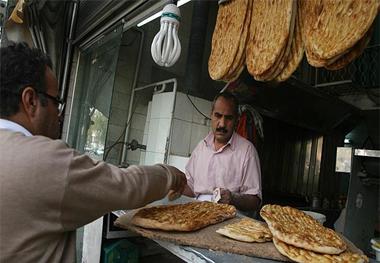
[190,123,210,152]
[192,97,212,125]
[172,92,211,156]
[151,92,175,119]
[144,151,165,165]
[168,155,190,173]
[171,119,192,156]
[141,91,211,165]
[174,93,193,122]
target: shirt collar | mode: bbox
[0,119,33,137]
[203,131,236,152]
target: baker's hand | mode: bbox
[166,165,187,201]
[219,188,233,204]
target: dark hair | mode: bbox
[211,91,239,116]
[0,42,53,117]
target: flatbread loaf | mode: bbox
[325,26,373,71]
[208,0,249,80]
[300,0,379,69]
[256,0,297,81]
[131,201,236,232]
[216,218,272,242]
[223,0,252,82]
[275,7,304,82]
[246,0,295,78]
[307,0,379,60]
[273,237,369,263]
[260,205,347,254]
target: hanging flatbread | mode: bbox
[325,26,374,71]
[260,205,347,255]
[223,0,252,82]
[275,7,304,82]
[299,0,344,67]
[223,60,245,82]
[246,0,295,78]
[308,0,379,61]
[299,0,328,67]
[216,218,272,243]
[209,0,249,80]
[273,237,369,263]
[255,0,296,81]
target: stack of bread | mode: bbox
[260,204,369,263]
[299,0,378,71]
[246,0,300,82]
[208,0,379,82]
[208,0,251,82]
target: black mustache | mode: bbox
[216,127,227,133]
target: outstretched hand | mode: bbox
[166,166,187,201]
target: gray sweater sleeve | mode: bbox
[61,150,176,230]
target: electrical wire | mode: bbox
[185,93,211,120]
[103,95,140,161]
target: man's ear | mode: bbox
[21,87,38,117]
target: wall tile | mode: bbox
[170,119,191,157]
[190,123,210,153]
[126,148,141,163]
[147,101,152,119]
[112,91,131,111]
[150,92,175,119]
[142,134,148,145]
[168,155,190,173]
[143,101,152,138]
[128,128,144,143]
[139,152,146,165]
[174,92,193,122]
[131,112,146,131]
[109,108,127,125]
[107,124,125,142]
[192,97,212,125]
[127,160,139,166]
[147,118,171,153]
[144,151,165,165]
[134,103,148,115]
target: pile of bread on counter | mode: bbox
[130,200,368,263]
[208,0,379,82]
[217,204,369,263]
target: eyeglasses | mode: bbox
[36,91,65,116]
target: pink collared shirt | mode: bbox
[185,132,262,199]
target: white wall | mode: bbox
[142,91,211,166]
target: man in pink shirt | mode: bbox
[184,92,262,212]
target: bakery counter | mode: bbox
[115,196,367,263]
[116,196,286,263]
[154,240,281,263]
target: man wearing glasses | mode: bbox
[0,42,186,262]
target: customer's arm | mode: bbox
[60,148,185,230]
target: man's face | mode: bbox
[34,67,61,139]
[211,97,237,145]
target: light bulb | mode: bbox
[151,4,181,67]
